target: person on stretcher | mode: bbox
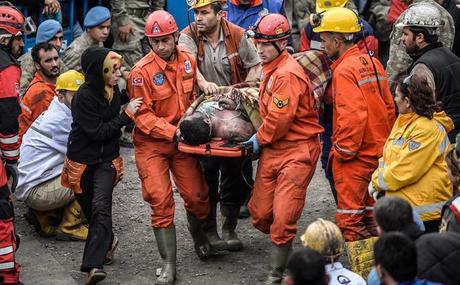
[179,85,262,145]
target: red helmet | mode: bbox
[0,5,25,36]
[251,13,290,42]
[145,10,178,38]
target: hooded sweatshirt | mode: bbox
[66,47,130,165]
[371,112,454,221]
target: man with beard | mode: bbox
[401,2,460,142]
[19,42,60,140]
[0,3,29,283]
[18,19,65,98]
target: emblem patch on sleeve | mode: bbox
[408,139,421,151]
[184,60,192,74]
[132,77,144,87]
[271,96,289,113]
[153,72,165,85]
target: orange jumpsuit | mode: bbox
[330,45,396,241]
[127,47,209,229]
[248,50,323,245]
[18,72,55,139]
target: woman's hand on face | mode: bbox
[127,97,143,114]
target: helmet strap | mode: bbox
[271,41,282,56]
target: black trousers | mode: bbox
[200,156,253,210]
[75,162,116,272]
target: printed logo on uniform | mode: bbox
[132,77,144,87]
[337,275,351,285]
[153,72,165,85]
[271,96,289,114]
[184,60,192,74]
[359,56,369,66]
[408,139,421,151]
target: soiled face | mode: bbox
[103,51,123,86]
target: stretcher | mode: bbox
[178,138,253,157]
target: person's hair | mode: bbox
[286,249,326,285]
[397,74,441,119]
[409,26,439,44]
[374,232,418,282]
[31,42,57,64]
[374,196,414,233]
[329,32,354,44]
[210,3,223,14]
[179,114,211,145]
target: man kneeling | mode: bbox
[16,70,88,241]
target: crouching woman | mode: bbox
[61,47,142,284]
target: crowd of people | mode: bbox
[0,0,459,284]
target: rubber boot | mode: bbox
[186,213,212,260]
[204,202,228,252]
[346,237,378,278]
[221,206,243,251]
[153,227,176,285]
[265,243,292,285]
[56,200,88,241]
[24,207,58,237]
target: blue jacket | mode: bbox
[225,0,284,30]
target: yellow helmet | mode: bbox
[187,0,226,9]
[312,7,361,34]
[300,218,345,259]
[316,0,348,13]
[55,70,84,92]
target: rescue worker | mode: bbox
[18,19,65,98]
[283,0,310,51]
[244,13,323,285]
[179,0,261,249]
[62,6,111,73]
[313,7,395,277]
[18,42,60,140]
[386,0,454,93]
[127,11,211,284]
[225,0,284,30]
[0,3,28,283]
[399,2,460,142]
[369,74,453,233]
[17,70,88,241]
[61,47,142,284]
[111,0,165,69]
[301,219,367,284]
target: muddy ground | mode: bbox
[15,146,336,285]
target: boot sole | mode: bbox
[86,272,106,285]
[55,230,86,241]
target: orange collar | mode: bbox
[230,0,263,6]
[330,44,361,71]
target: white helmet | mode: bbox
[396,2,443,30]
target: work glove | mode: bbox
[368,181,384,201]
[244,134,260,155]
[5,163,18,193]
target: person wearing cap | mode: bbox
[301,218,367,285]
[18,42,61,141]
[127,10,210,284]
[179,0,260,252]
[313,7,395,277]
[398,2,460,143]
[225,0,284,30]
[62,6,111,73]
[386,0,454,93]
[0,3,29,283]
[243,13,323,285]
[16,70,89,242]
[18,19,64,98]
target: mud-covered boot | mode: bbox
[56,200,88,241]
[154,227,176,285]
[186,213,212,260]
[265,243,292,285]
[222,216,243,251]
[24,207,59,237]
[204,202,227,252]
[346,237,378,278]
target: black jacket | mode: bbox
[66,47,130,165]
[416,232,460,285]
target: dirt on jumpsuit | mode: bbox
[14,147,336,284]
